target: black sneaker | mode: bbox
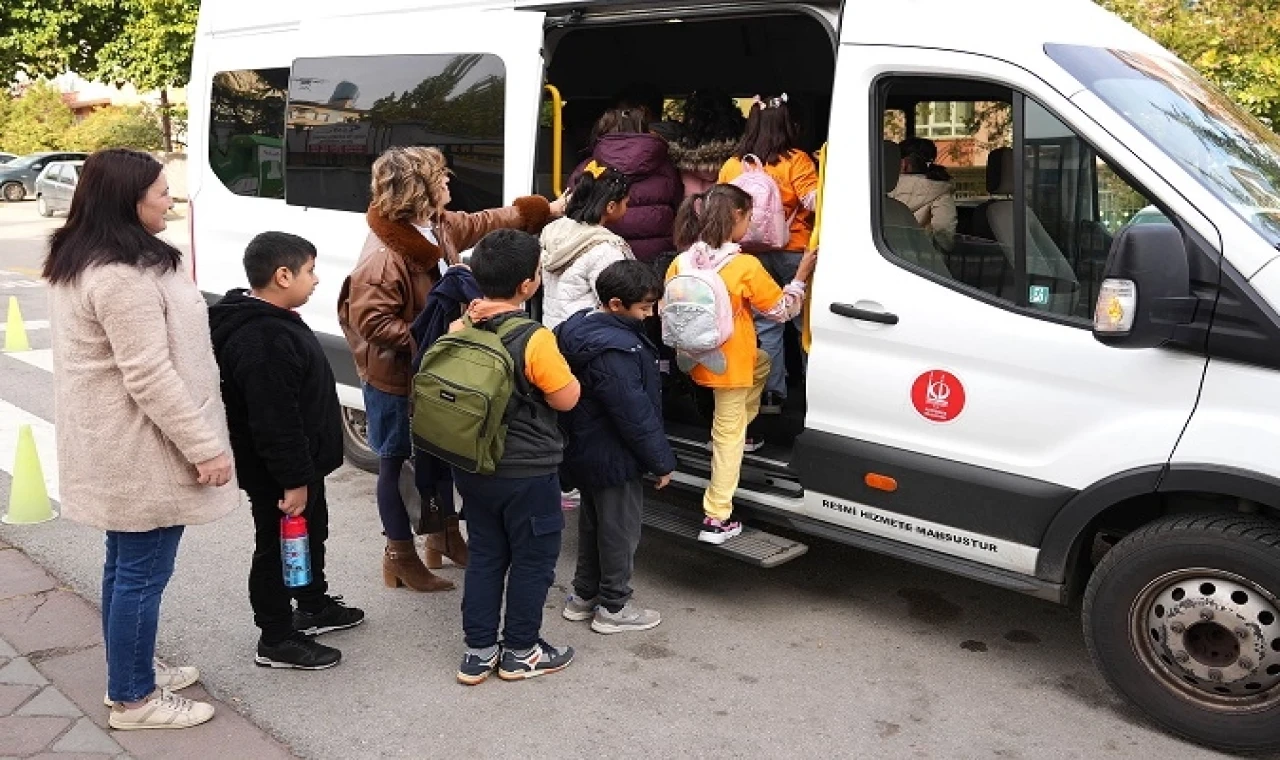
[498,640,575,681]
[255,634,341,670]
[456,648,500,686]
[293,595,365,636]
[758,391,785,415]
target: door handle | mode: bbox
[830,303,899,325]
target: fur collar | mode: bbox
[366,208,443,270]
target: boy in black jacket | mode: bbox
[209,232,364,670]
[554,260,676,634]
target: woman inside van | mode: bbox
[570,107,683,263]
[338,145,565,593]
[889,137,957,252]
[717,93,819,415]
[668,88,746,198]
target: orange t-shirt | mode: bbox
[665,254,786,389]
[523,326,575,394]
[718,150,819,252]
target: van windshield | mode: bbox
[1047,43,1280,250]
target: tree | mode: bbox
[65,105,165,151]
[0,82,76,155]
[1099,0,1280,126]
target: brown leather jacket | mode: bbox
[337,196,551,395]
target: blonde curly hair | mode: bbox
[369,146,450,222]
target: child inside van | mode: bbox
[717,94,819,416]
[451,229,582,685]
[665,186,814,544]
[540,161,635,330]
[209,232,365,670]
[555,259,676,633]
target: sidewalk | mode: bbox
[0,536,295,759]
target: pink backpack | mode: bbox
[730,154,795,250]
[661,251,737,374]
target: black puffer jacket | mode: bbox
[554,309,676,490]
[209,290,344,493]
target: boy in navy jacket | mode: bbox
[554,259,676,633]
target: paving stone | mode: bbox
[0,657,48,686]
[30,754,122,760]
[51,717,123,755]
[35,647,109,730]
[0,715,74,755]
[0,550,60,600]
[111,692,295,760]
[0,683,37,716]
[18,686,83,718]
[0,637,17,657]
[0,591,100,656]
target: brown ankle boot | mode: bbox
[383,540,455,592]
[425,517,469,569]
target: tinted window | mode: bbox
[209,68,288,198]
[286,54,505,213]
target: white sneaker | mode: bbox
[108,688,215,731]
[698,517,743,545]
[104,659,199,707]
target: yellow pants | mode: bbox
[703,350,770,521]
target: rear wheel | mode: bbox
[2,183,25,202]
[1083,514,1280,752]
[340,406,379,474]
[36,196,51,217]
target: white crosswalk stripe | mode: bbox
[0,319,49,333]
[5,348,54,373]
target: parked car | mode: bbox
[0,152,16,165]
[34,160,84,217]
[0,151,89,202]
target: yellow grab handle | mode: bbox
[544,84,564,198]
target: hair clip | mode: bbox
[584,160,607,179]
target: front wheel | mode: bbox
[339,406,380,474]
[1083,514,1280,752]
[2,183,25,202]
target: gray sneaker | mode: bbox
[561,594,598,622]
[590,602,661,634]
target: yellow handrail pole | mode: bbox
[544,84,564,197]
[802,142,828,353]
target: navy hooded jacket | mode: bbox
[554,308,676,490]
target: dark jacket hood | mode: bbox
[593,133,672,177]
[209,289,302,350]
[555,309,648,368]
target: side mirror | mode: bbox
[1093,224,1196,348]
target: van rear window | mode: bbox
[285,54,506,214]
[209,68,289,199]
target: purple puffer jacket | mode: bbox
[570,133,683,263]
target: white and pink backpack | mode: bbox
[661,250,737,374]
[730,154,796,251]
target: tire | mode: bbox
[339,406,380,474]
[1083,513,1280,752]
[2,183,25,202]
[36,196,51,217]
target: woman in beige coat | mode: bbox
[45,149,239,731]
[889,136,958,252]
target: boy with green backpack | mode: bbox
[413,229,581,685]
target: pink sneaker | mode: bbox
[698,517,743,545]
[560,489,581,511]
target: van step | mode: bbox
[642,501,808,568]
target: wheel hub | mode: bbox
[1145,575,1280,698]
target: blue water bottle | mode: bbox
[281,515,312,588]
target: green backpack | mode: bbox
[410,314,539,474]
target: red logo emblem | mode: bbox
[911,370,965,423]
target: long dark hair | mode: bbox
[565,163,630,225]
[899,137,953,182]
[733,95,798,165]
[674,184,752,250]
[679,88,745,148]
[44,149,180,285]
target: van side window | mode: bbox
[875,77,1160,324]
[209,69,289,199]
[285,54,506,214]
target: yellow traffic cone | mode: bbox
[2,424,56,524]
[4,296,30,353]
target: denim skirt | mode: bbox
[362,384,412,459]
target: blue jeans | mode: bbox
[102,526,184,703]
[454,470,563,651]
[751,251,804,397]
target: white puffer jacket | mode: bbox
[889,173,958,251]
[540,218,635,329]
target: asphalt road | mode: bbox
[0,199,1236,759]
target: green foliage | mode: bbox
[91,0,198,91]
[65,105,165,151]
[0,82,76,154]
[0,1,122,84]
[1100,0,1280,126]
